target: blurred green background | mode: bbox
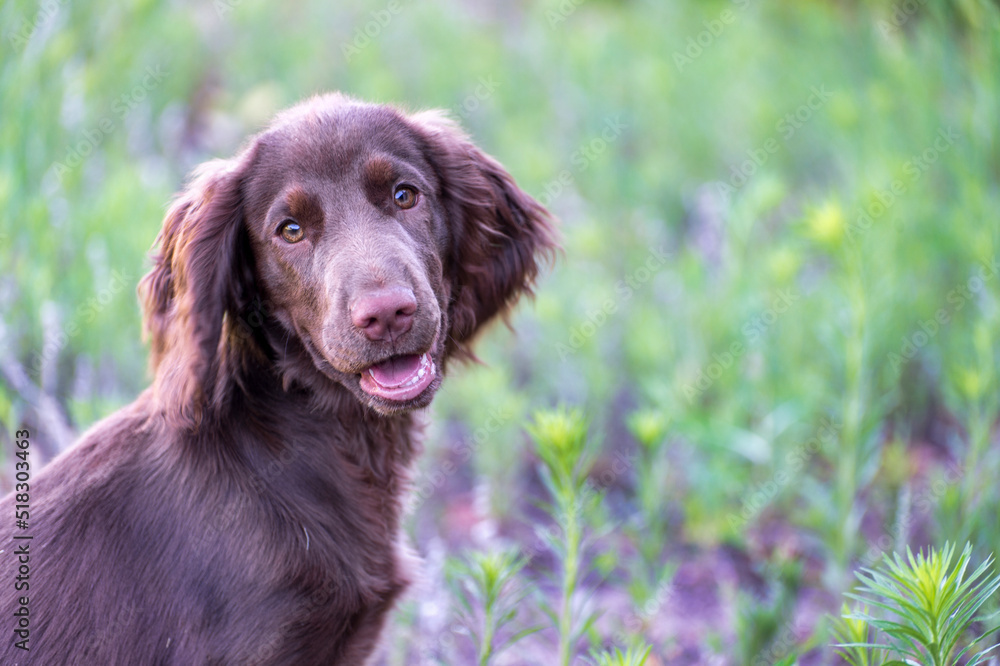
[2,0,999,663]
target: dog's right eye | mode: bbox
[278,220,304,243]
[393,185,418,210]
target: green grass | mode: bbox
[3,0,1000,662]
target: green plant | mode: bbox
[448,549,539,666]
[836,542,1000,666]
[938,320,1000,550]
[624,408,675,594]
[527,407,597,666]
[589,642,652,666]
[735,557,802,666]
[832,603,884,666]
[772,656,799,666]
[835,249,869,571]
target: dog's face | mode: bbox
[242,103,451,412]
[139,94,556,423]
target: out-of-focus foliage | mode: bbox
[2,0,999,662]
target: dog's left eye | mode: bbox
[393,185,418,210]
[278,219,305,243]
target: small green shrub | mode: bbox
[448,549,539,666]
[589,643,652,666]
[835,542,1000,666]
[528,407,598,666]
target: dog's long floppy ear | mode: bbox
[410,111,559,361]
[138,150,257,430]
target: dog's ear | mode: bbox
[138,151,257,429]
[410,111,558,361]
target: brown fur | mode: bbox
[0,92,556,665]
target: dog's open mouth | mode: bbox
[359,352,436,402]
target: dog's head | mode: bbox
[139,93,556,425]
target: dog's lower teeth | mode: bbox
[365,353,434,392]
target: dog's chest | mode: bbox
[242,478,413,662]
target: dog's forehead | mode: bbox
[256,100,426,181]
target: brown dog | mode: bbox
[1,93,555,665]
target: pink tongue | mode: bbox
[368,354,422,387]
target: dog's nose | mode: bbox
[351,287,417,341]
